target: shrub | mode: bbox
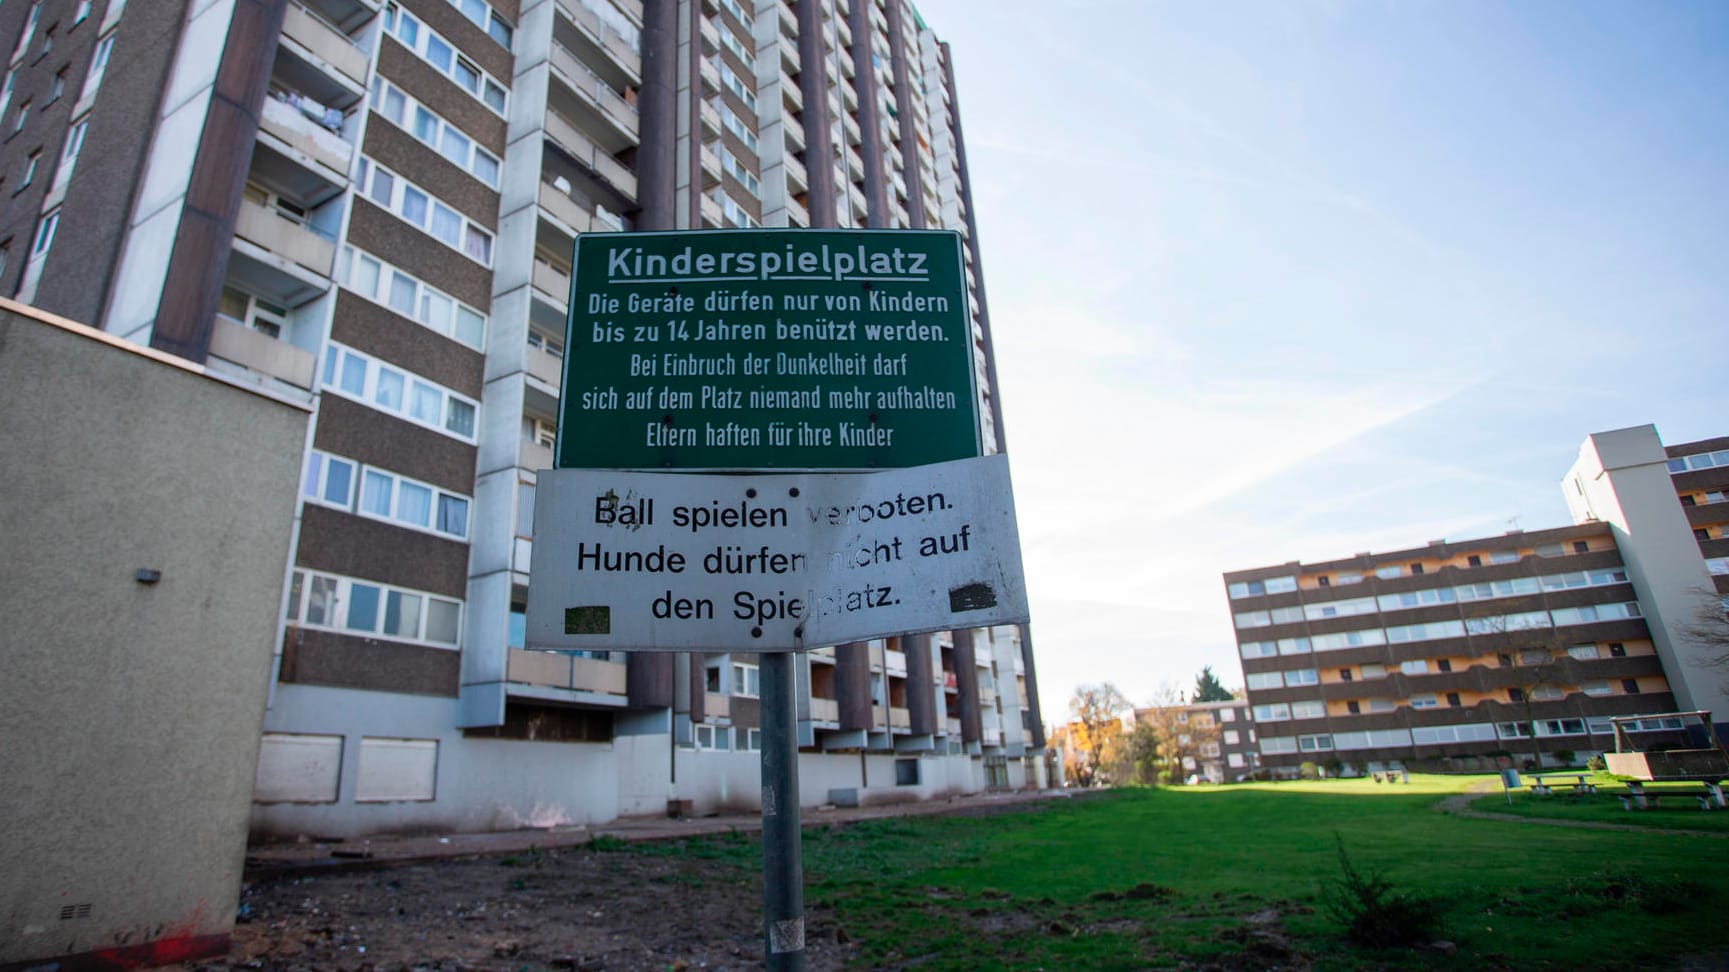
[1324,835,1444,948]
[1586,754,1606,772]
[1299,761,1321,780]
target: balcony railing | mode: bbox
[551,43,640,141]
[209,315,316,389]
[810,697,839,722]
[525,339,562,389]
[282,2,369,88]
[520,439,554,471]
[234,200,336,278]
[559,0,643,81]
[259,93,352,182]
[532,259,572,307]
[889,706,910,730]
[507,648,628,696]
[885,649,907,677]
[704,692,730,719]
[544,111,638,198]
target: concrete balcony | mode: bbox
[885,649,907,677]
[234,200,336,279]
[784,152,807,192]
[871,704,885,726]
[258,93,353,186]
[842,111,861,146]
[209,315,316,389]
[889,706,910,730]
[809,645,835,662]
[551,43,640,143]
[776,0,795,38]
[698,55,720,94]
[520,439,554,471]
[698,15,718,54]
[810,697,839,722]
[781,72,802,113]
[785,195,809,228]
[945,718,962,736]
[699,144,722,188]
[700,190,723,227]
[705,692,731,720]
[699,98,722,138]
[539,180,624,238]
[507,649,628,698]
[558,0,643,82]
[282,2,369,90]
[845,145,863,183]
[525,340,563,389]
[982,726,1003,747]
[778,33,799,74]
[544,111,638,199]
[532,259,571,308]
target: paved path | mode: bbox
[1433,780,1727,838]
[244,787,1088,880]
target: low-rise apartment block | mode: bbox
[1226,425,1726,776]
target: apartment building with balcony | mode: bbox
[0,0,1042,837]
[1224,424,1727,776]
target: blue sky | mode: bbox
[910,1,1729,720]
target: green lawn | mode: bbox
[639,775,1728,970]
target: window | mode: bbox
[62,118,86,164]
[1582,680,1611,697]
[1219,708,1236,722]
[19,149,38,188]
[1223,730,1239,745]
[1252,704,1289,722]
[219,285,288,338]
[48,68,65,103]
[1375,565,1402,579]
[1507,688,1526,703]
[743,727,762,752]
[73,0,91,25]
[1346,700,1360,714]
[30,207,57,255]
[704,666,721,693]
[1286,668,1318,686]
[1621,679,1640,695]
[320,344,478,441]
[1339,668,1353,681]
[1304,596,1376,620]
[730,662,760,697]
[1567,644,1598,661]
[1573,541,1590,554]
[718,62,756,110]
[1410,563,1424,575]
[303,449,471,540]
[1410,694,1439,709]
[384,4,508,113]
[1489,550,1520,565]
[1298,734,1333,752]
[39,24,55,58]
[1399,659,1428,675]
[286,569,462,647]
[1246,672,1283,691]
[369,78,501,187]
[1446,692,1462,707]
[1467,555,1482,567]
[694,724,731,751]
[1239,641,1276,659]
[1695,528,1711,542]
[1436,659,1452,672]
[1609,642,1626,657]
[1290,700,1325,719]
[13,99,29,134]
[337,244,487,347]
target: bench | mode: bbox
[1619,780,1726,811]
[1529,773,1596,797]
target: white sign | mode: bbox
[525,455,1029,651]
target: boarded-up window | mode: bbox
[255,733,343,803]
[355,737,438,802]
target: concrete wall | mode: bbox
[1565,425,1726,723]
[254,684,625,837]
[0,301,308,967]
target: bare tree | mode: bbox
[1066,682,1131,787]
[1681,587,1729,697]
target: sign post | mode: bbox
[532,229,1026,972]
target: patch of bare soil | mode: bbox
[186,846,853,972]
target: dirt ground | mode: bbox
[190,843,851,972]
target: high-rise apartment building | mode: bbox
[0,0,1044,836]
[1224,425,1726,776]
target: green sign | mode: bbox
[558,229,980,470]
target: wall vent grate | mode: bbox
[59,902,93,920]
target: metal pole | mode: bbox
[760,651,805,971]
